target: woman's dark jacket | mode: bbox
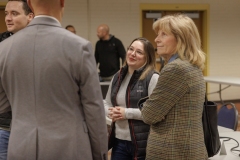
[109,65,157,160]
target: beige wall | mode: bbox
[63,0,240,102]
[1,0,240,101]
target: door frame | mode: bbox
[0,2,6,7]
[140,4,209,76]
[0,2,7,33]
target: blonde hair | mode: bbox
[153,14,205,70]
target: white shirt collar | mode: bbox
[34,15,61,25]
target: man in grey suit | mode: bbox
[0,0,107,159]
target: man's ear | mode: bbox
[27,13,34,23]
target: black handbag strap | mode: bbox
[205,94,208,106]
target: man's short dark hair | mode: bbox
[65,25,74,29]
[8,0,33,15]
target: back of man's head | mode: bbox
[65,25,76,34]
[27,0,64,22]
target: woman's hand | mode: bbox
[109,107,126,122]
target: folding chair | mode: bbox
[217,103,238,131]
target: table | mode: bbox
[204,76,240,104]
[209,131,240,160]
[218,126,234,132]
[100,81,111,99]
[100,81,111,86]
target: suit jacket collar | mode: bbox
[28,16,62,28]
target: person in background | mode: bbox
[104,37,159,160]
[0,0,33,42]
[65,24,76,34]
[95,24,126,81]
[0,0,34,159]
[0,0,107,159]
[140,14,207,159]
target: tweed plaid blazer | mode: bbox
[141,58,208,160]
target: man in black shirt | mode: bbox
[95,24,126,81]
[0,0,33,159]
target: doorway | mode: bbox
[0,3,7,33]
[140,4,209,75]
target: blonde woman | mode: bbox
[140,14,207,159]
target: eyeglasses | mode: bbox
[127,47,144,55]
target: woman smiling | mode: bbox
[104,37,159,160]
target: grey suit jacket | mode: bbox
[0,17,107,160]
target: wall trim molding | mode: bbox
[0,2,7,7]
